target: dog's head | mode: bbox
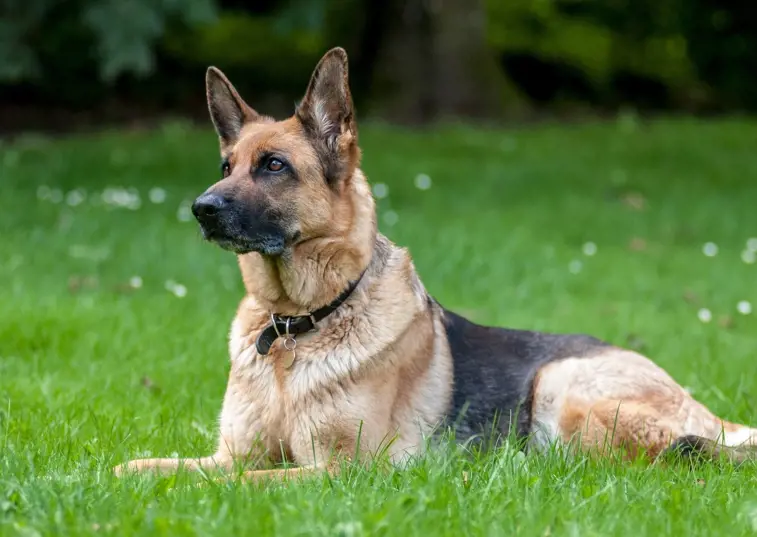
[192,47,360,256]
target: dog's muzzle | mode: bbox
[191,192,287,256]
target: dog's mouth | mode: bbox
[203,230,287,257]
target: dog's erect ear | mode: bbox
[296,47,356,148]
[206,67,259,147]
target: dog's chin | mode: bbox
[212,235,286,257]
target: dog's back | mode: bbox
[440,307,610,441]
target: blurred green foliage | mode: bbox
[162,11,325,90]
[0,0,754,116]
[486,0,694,94]
[0,0,216,82]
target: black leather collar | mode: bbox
[255,272,365,356]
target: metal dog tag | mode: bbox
[282,336,296,368]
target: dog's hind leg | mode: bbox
[558,396,757,463]
[533,351,757,463]
[558,397,685,459]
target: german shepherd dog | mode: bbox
[114,48,757,481]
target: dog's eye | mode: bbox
[266,158,285,173]
[221,159,231,178]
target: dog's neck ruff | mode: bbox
[255,271,366,356]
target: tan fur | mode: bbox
[114,48,756,482]
[558,398,682,458]
[530,349,757,459]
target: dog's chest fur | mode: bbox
[219,244,454,465]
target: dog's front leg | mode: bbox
[233,464,334,484]
[113,454,233,476]
[113,435,268,478]
[229,451,348,485]
[114,374,271,477]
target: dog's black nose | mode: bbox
[192,193,227,226]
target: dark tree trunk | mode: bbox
[368,0,509,124]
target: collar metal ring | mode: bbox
[271,312,283,338]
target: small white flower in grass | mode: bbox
[702,242,718,257]
[582,242,597,256]
[149,187,167,204]
[66,189,86,207]
[382,210,399,227]
[414,173,432,190]
[165,279,187,298]
[102,188,116,205]
[737,301,752,315]
[112,189,129,206]
[129,276,143,289]
[568,260,583,274]
[697,308,712,323]
[747,238,757,252]
[372,183,388,199]
[101,187,140,209]
[742,249,756,264]
[49,189,63,204]
[173,284,187,298]
[177,200,193,222]
[126,188,141,210]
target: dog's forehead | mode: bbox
[232,118,313,162]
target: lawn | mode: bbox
[2,116,757,536]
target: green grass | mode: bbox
[2,116,757,536]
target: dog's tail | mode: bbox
[665,433,757,464]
